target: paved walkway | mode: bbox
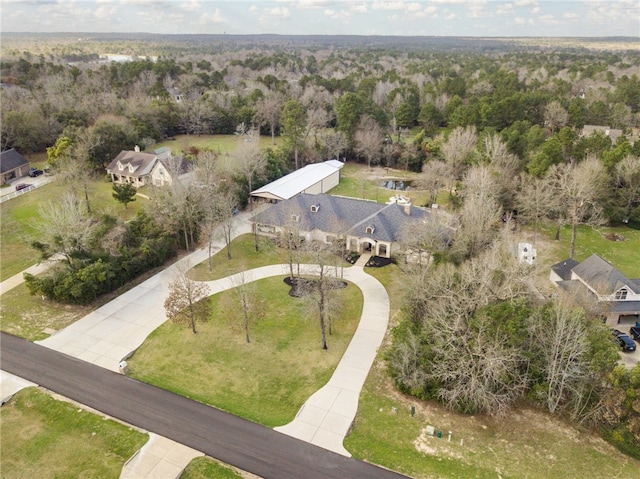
[119,433,203,479]
[0,256,61,295]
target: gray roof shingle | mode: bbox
[251,193,430,243]
[572,254,639,295]
[551,258,580,281]
[0,148,29,174]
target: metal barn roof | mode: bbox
[251,160,344,201]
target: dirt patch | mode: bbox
[414,427,465,460]
[283,276,347,297]
[365,256,395,268]
[604,232,626,242]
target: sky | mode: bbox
[1,0,639,38]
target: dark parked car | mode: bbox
[630,326,640,342]
[15,183,31,191]
[611,329,637,352]
[29,168,43,177]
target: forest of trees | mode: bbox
[3,34,639,456]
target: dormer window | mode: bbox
[117,161,124,171]
[128,164,135,173]
[291,214,299,222]
[366,226,375,235]
[310,204,319,213]
[615,288,628,300]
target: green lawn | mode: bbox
[0,283,93,341]
[0,178,148,281]
[0,387,148,479]
[538,223,640,278]
[128,275,363,427]
[189,233,350,282]
[180,457,243,479]
[152,134,280,156]
[329,162,447,208]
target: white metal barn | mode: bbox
[250,160,344,202]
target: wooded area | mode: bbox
[2,33,639,458]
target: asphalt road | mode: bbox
[1,332,409,479]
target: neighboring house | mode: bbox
[251,193,439,259]
[251,160,344,202]
[106,146,189,188]
[550,254,640,325]
[581,125,623,145]
[166,86,183,102]
[1,148,30,184]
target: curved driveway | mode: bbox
[8,210,391,460]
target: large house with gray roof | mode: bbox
[251,193,437,259]
[550,254,640,325]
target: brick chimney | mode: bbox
[134,145,140,152]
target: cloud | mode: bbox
[95,4,117,19]
[496,3,514,15]
[514,0,537,6]
[179,0,200,12]
[249,5,259,13]
[261,6,291,22]
[295,0,333,8]
[199,7,225,24]
[563,12,579,20]
[372,0,407,10]
[350,2,367,14]
[538,14,560,26]
[514,16,525,24]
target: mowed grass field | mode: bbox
[0,178,148,281]
[0,387,148,479]
[180,457,243,479]
[329,162,450,208]
[128,275,363,427]
[153,133,281,156]
[538,222,640,279]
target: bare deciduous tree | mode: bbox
[415,160,448,205]
[354,114,384,169]
[515,175,556,242]
[322,129,348,161]
[614,154,640,223]
[35,192,97,268]
[529,298,590,414]
[441,125,477,186]
[453,165,503,259]
[396,236,534,415]
[544,100,569,133]
[546,156,609,258]
[301,240,342,350]
[233,126,266,204]
[253,92,284,145]
[228,269,264,343]
[164,262,211,334]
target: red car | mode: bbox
[15,183,31,191]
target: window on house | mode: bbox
[326,235,335,243]
[615,288,628,300]
[311,205,319,212]
[117,161,124,171]
[291,214,299,222]
[366,226,375,234]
